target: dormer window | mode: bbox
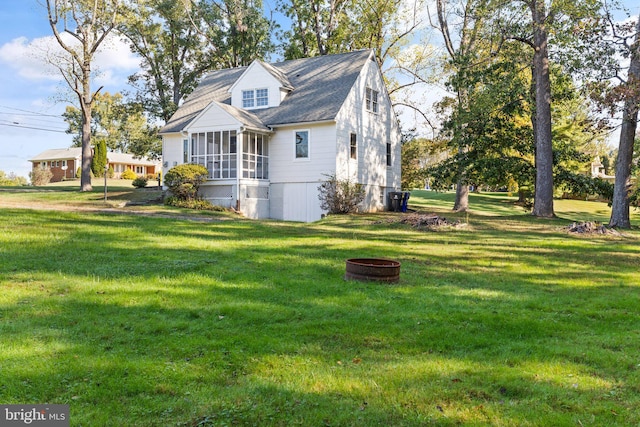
[242,90,254,108]
[242,88,269,109]
[256,89,268,106]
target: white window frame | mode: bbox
[242,132,269,180]
[255,88,269,107]
[386,142,392,167]
[294,130,310,161]
[365,87,379,113]
[242,90,255,108]
[350,132,357,160]
[183,139,189,164]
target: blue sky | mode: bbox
[0,2,142,179]
[0,1,638,181]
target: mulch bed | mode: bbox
[397,213,466,230]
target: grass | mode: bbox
[1,189,639,426]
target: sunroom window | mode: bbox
[242,132,269,179]
[190,131,237,179]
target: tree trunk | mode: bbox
[608,16,640,228]
[80,68,93,192]
[530,1,555,218]
[453,182,469,212]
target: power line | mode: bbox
[0,105,62,118]
[0,112,67,127]
[0,122,67,133]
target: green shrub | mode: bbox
[121,169,137,180]
[132,177,148,188]
[164,196,222,210]
[76,167,94,179]
[29,168,53,186]
[557,171,613,202]
[107,166,115,178]
[164,164,208,201]
[317,173,365,214]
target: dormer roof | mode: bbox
[228,59,294,95]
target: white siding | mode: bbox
[268,123,337,221]
[186,103,241,132]
[270,182,324,222]
[162,133,185,177]
[269,123,338,183]
[335,55,401,212]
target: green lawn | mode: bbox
[1,190,639,426]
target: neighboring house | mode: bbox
[590,156,615,182]
[160,49,402,222]
[29,147,160,182]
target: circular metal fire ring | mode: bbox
[345,258,401,283]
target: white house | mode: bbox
[160,50,402,222]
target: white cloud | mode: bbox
[0,36,59,81]
[0,33,139,88]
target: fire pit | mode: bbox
[345,258,401,283]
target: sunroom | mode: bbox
[182,101,272,219]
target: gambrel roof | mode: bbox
[161,49,375,134]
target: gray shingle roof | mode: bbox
[29,147,82,161]
[160,50,373,134]
[214,101,271,132]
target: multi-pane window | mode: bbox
[242,90,254,108]
[243,132,269,179]
[365,87,379,113]
[256,89,268,107]
[350,133,357,160]
[295,130,309,159]
[190,131,237,179]
[242,89,269,108]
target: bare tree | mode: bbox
[45,0,120,191]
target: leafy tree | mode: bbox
[432,0,497,211]
[197,0,275,68]
[120,0,274,122]
[120,0,214,122]
[63,92,162,160]
[45,0,120,191]
[401,138,432,190]
[608,15,640,228]
[0,171,28,186]
[490,0,611,217]
[278,0,436,139]
[276,0,350,57]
